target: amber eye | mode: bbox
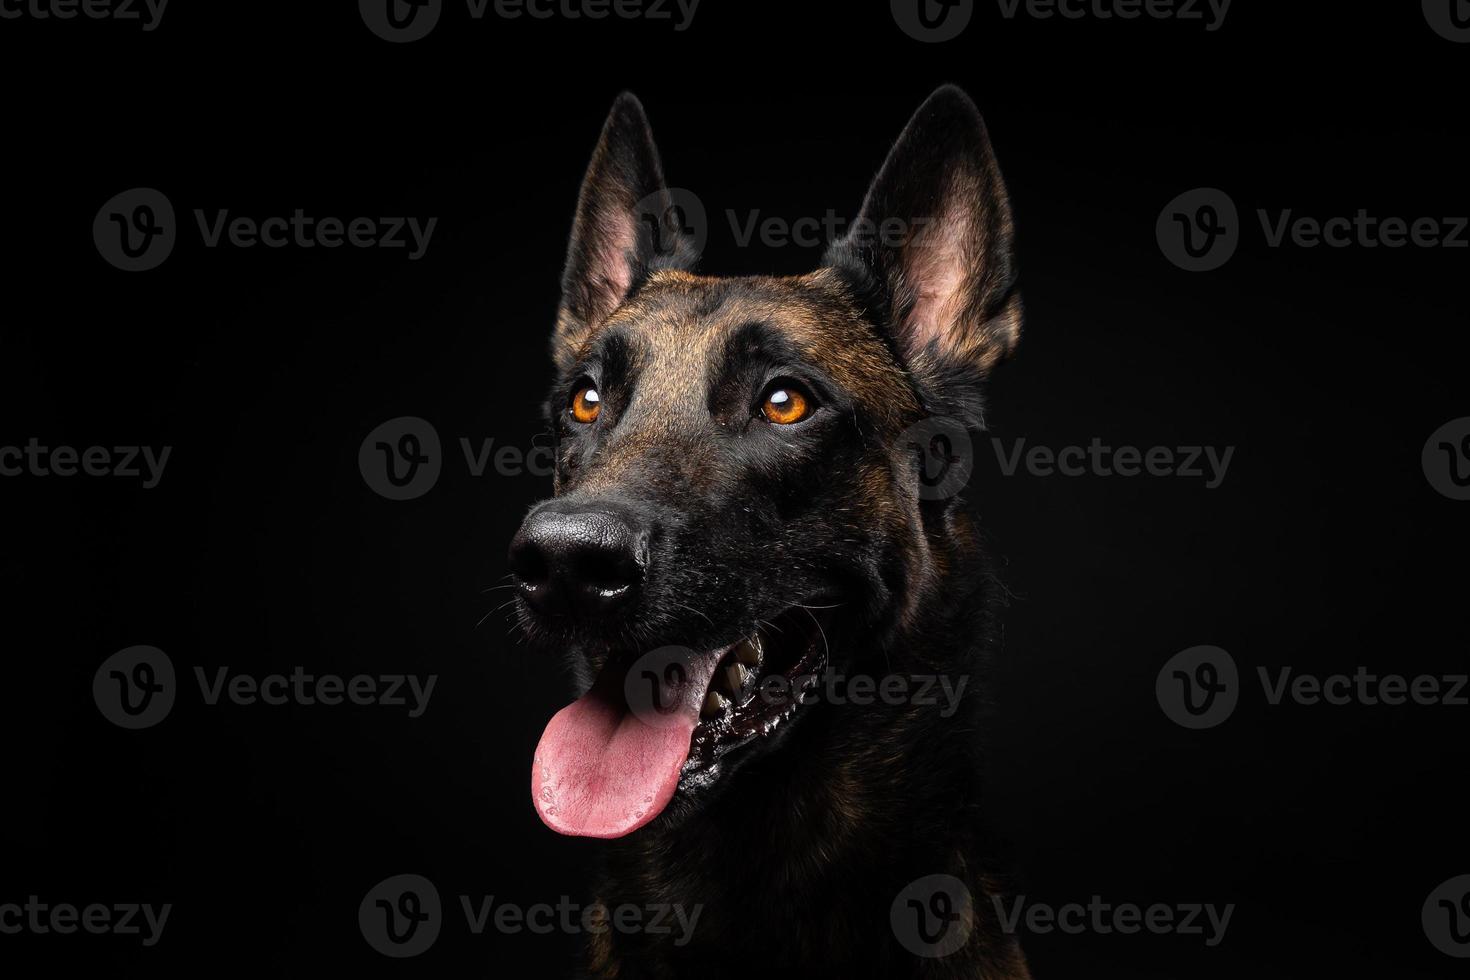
[570,386,601,424]
[760,383,813,425]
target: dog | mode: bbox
[509,85,1031,979]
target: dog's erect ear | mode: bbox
[826,85,1021,380]
[555,93,695,370]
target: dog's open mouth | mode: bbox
[531,605,831,838]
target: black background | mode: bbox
[2,1,1467,976]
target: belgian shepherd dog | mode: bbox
[509,85,1031,979]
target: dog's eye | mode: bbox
[760,382,813,425]
[569,386,601,424]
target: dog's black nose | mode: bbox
[509,503,647,618]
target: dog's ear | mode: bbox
[555,92,695,370]
[825,85,1021,381]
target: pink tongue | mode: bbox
[532,652,718,838]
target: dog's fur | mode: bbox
[515,86,1030,979]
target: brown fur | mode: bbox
[514,87,1032,978]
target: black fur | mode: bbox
[512,87,1031,979]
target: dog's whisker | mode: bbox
[477,597,522,630]
[669,600,714,628]
[799,605,830,662]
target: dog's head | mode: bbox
[513,86,1021,838]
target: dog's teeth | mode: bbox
[702,691,729,719]
[725,662,750,695]
[735,636,762,666]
